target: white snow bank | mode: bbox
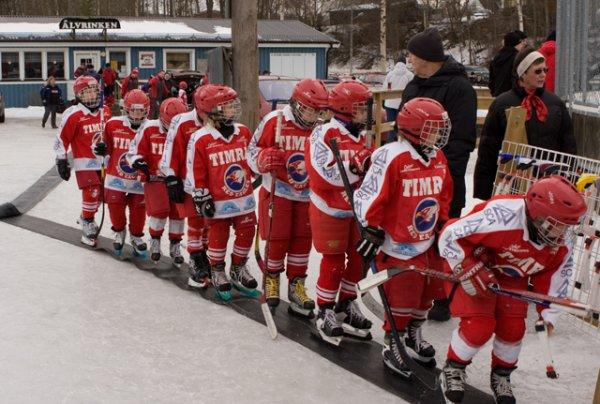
[5,106,48,119]
[0,21,212,36]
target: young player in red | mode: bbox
[437,175,586,404]
[247,79,329,317]
[53,75,111,246]
[97,89,149,256]
[127,98,188,265]
[305,80,374,344]
[353,97,453,375]
[159,87,209,284]
[185,84,257,300]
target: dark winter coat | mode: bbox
[488,46,518,97]
[40,84,63,106]
[473,85,576,200]
[400,56,478,217]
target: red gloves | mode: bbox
[257,147,286,173]
[349,149,373,176]
[455,247,498,298]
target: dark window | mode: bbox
[1,52,20,80]
[24,52,42,80]
[47,52,65,79]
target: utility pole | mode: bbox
[231,0,259,131]
[379,0,387,72]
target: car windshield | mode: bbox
[259,79,298,101]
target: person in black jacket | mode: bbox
[474,46,576,200]
[40,76,63,128]
[488,31,527,97]
[400,28,478,322]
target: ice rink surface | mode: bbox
[1,116,598,403]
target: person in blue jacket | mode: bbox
[40,76,63,128]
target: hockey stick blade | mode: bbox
[357,267,405,292]
[261,302,278,340]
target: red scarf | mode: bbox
[521,88,548,122]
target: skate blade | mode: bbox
[312,328,342,347]
[341,323,372,340]
[261,302,278,340]
[288,303,315,319]
[215,289,232,301]
[188,277,210,289]
[232,281,261,298]
[382,352,413,380]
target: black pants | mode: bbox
[42,105,58,127]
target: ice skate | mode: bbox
[188,251,211,288]
[314,307,343,346]
[382,332,413,379]
[264,273,280,313]
[130,235,148,258]
[441,360,467,403]
[405,319,436,368]
[149,237,161,262]
[230,258,260,298]
[287,276,315,318]
[78,216,98,247]
[169,240,184,267]
[113,229,126,256]
[335,299,372,340]
[490,366,516,404]
[211,263,232,301]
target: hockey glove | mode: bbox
[93,141,107,156]
[356,226,385,262]
[165,175,185,203]
[454,256,497,298]
[257,147,286,173]
[132,158,150,180]
[349,149,372,176]
[56,158,71,181]
[192,189,215,218]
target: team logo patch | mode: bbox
[287,153,308,185]
[413,198,439,234]
[117,152,136,175]
[224,164,246,193]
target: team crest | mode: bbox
[224,164,246,193]
[413,198,439,234]
[287,153,308,185]
[117,152,137,176]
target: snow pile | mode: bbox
[5,106,47,119]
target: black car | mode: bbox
[464,65,490,87]
[167,70,206,104]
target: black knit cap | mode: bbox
[504,31,521,47]
[407,28,445,62]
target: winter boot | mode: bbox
[490,366,517,404]
[382,332,413,379]
[79,217,98,247]
[264,273,280,311]
[441,360,468,403]
[288,276,315,318]
[427,298,451,322]
[130,235,148,257]
[113,229,126,254]
[188,251,211,288]
[149,237,161,262]
[335,299,372,340]
[211,262,232,301]
[169,239,184,267]
[405,319,436,367]
[230,257,259,298]
[315,306,343,346]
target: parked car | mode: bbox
[167,69,206,105]
[258,74,299,118]
[357,72,386,88]
[0,91,5,123]
[464,65,490,87]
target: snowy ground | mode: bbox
[1,116,598,403]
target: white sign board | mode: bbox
[139,51,156,69]
[269,52,317,79]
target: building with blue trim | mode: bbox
[0,16,338,107]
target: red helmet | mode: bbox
[290,79,329,128]
[159,98,188,130]
[73,76,100,108]
[194,84,241,124]
[396,97,451,151]
[328,80,371,122]
[525,175,587,246]
[179,81,188,90]
[123,89,150,126]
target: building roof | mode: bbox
[0,16,338,44]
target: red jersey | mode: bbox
[247,106,311,202]
[53,104,111,171]
[159,110,202,178]
[185,124,256,219]
[127,119,166,177]
[305,118,371,217]
[438,196,573,325]
[103,116,144,194]
[355,140,453,259]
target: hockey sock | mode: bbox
[127,193,146,236]
[149,216,167,239]
[81,185,101,219]
[491,316,525,368]
[168,218,184,241]
[266,239,287,274]
[316,254,344,307]
[231,215,255,265]
[187,216,205,254]
[286,237,311,279]
[447,316,495,364]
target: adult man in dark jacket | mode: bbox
[474,46,576,200]
[40,76,63,128]
[121,68,140,98]
[488,31,526,97]
[400,28,477,322]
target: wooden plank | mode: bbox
[504,106,528,144]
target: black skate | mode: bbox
[288,276,315,318]
[230,258,260,298]
[335,299,372,340]
[113,229,126,256]
[491,366,516,404]
[314,307,343,346]
[188,251,211,289]
[130,235,148,258]
[211,263,232,301]
[264,273,280,313]
[169,240,184,267]
[382,332,413,379]
[78,217,98,247]
[441,360,467,403]
[149,237,161,262]
[405,319,436,368]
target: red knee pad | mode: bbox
[258,188,293,240]
[76,170,101,189]
[459,316,496,347]
[494,316,526,343]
